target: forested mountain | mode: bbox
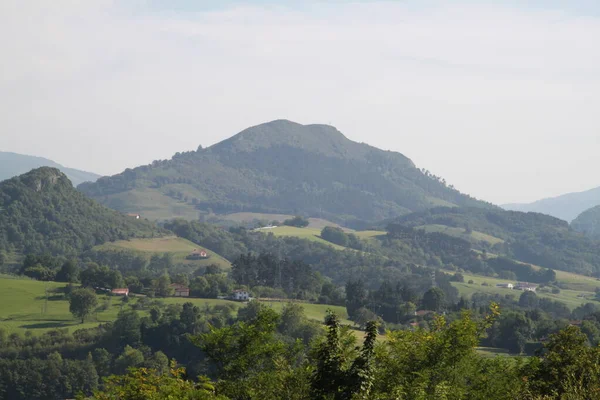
[393,206,600,275]
[572,205,600,238]
[503,185,600,222]
[0,151,100,186]
[0,168,161,259]
[79,120,492,224]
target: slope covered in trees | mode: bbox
[79,120,492,224]
[0,168,161,259]
[571,205,600,239]
[393,206,600,275]
[0,151,99,186]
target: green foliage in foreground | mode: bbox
[84,303,600,400]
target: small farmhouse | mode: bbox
[496,283,514,289]
[126,213,140,219]
[231,289,251,301]
[187,249,209,260]
[515,282,537,292]
[170,283,190,297]
[111,288,129,296]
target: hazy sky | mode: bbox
[1,1,599,204]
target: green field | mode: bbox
[219,213,346,230]
[267,226,349,250]
[265,226,386,251]
[99,187,201,221]
[94,236,232,270]
[0,277,132,335]
[446,270,597,310]
[0,277,350,335]
[418,224,504,245]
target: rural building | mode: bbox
[170,283,190,297]
[111,288,129,296]
[515,282,537,292]
[231,289,251,301]
[187,248,209,260]
[126,213,140,219]
[496,283,514,289]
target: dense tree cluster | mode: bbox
[395,206,600,275]
[0,168,161,260]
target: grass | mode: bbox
[218,213,345,230]
[0,277,350,335]
[94,236,232,270]
[446,270,597,310]
[417,224,504,245]
[0,278,133,335]
[353,230,387,239]
[100,188,200,221]
[268,226,349,250]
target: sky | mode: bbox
[0,0,599,205]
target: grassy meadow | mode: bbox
[417,224,504,245]
[0,276,349,336]
[94,236,232,270]
[446,270,597,310]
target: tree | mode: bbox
[155,274,174,297]
[345,280,368,319]
[114,345,145,374]
[519,291,539,309]
[321,226,349,247]
[88,363,224,400]
[422,287,445,312]
[56,259,79,283]
[283,216,309,228]
[69,288,98,323]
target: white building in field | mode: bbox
[496,283,514,289]
[231,289,251,301]
[515,282,537,292]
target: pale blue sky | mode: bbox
[0,0,598,204]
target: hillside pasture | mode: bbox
[99,187,200,221]
[0,277,351,335]
[417,224,504,245]
[446,270,597,310]
[0,277,131,335]
[219,212,347,230]
[94,236,232,270]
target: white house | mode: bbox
[515,282,537,292]
[496,283,514,289]
[231,289,251,301]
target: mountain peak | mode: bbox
[211,120,366,160]
[18,167,71,192]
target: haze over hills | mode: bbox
[0,151,100,186]
[78,120,493,224]
[392,206,600,276]
[502,186,600,222]
[0,167,161,260]
[572,205,600,239]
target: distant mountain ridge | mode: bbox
[0,151,100,186]
[503,186,600,222]
[572,205,600,239]
[0,167,161,259]
[78,120,494,224]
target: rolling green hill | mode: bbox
[79,120,493,224]
[393,207,600,276]
[0,275,348,335]
[93,236,232,270]
[0,168,162,261]
[0,151,99,186]
[571,205,600,238]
